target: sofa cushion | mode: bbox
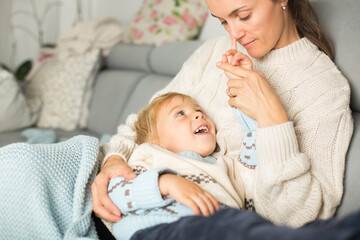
[107,41,204,77]
[117,74,172,127]
[149,40,204,76]
[87,70,146,134]
[312,0,360,112]
[106,43,153,72]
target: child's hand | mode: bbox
[159,174,220,216]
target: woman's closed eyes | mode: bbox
[220,13,252,25]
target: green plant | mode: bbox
[1,59,33,81]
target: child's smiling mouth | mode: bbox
[194,125,210,134]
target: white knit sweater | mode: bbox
[102,36,353,227]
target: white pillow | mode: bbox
[0,68,38,132]
[125,0,208,46]
[25,49,101,131]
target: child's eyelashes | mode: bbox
[175,109,204,118]
[176,111,185,117]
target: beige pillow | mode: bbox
[25,49,101,131]
[125,0,208,46]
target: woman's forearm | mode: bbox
[254,122,319,227]
[254,107,353,227]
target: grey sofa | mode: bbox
[0,0,358,219]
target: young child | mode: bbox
[108,92,246,240]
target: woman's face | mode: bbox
[206,0,299,58]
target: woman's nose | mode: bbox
[229,22,246,41]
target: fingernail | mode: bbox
[112,210,121,216]
[216,62,221,67]
[128,172,137,179]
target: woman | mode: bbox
[92,0,353,229]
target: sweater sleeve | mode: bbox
[254,73,353,227]
[108,168,176,213]
[101,114,137,166]
[101,38,219,166]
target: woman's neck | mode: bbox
[273,13,301,50]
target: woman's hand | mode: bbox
[159,174,220,216]
[91,155,137,222]
[223,38,253,73]
[217,43,288,127]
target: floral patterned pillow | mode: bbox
[125,0,208,46]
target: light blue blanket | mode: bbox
[0,135,101,239]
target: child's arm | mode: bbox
[108,168,219,216]
[159,174,220,216]
[108,168,175,214]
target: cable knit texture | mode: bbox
[0,135,101,239]
[102,36,353,227]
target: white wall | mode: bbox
[58,0,142,36]
[0,0,14,69]
[58,0,92,37]
[10,0,61,68]
[91,0,142,24]
[0,0,62,69]
[0,0,141,69]
[0,0,226,70]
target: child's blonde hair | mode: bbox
[134,92,191,145]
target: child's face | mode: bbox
[154,96,216,157]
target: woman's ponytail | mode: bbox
[287,0,334,60]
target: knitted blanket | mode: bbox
[0,135,101,239]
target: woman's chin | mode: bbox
[246,49,265,59]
